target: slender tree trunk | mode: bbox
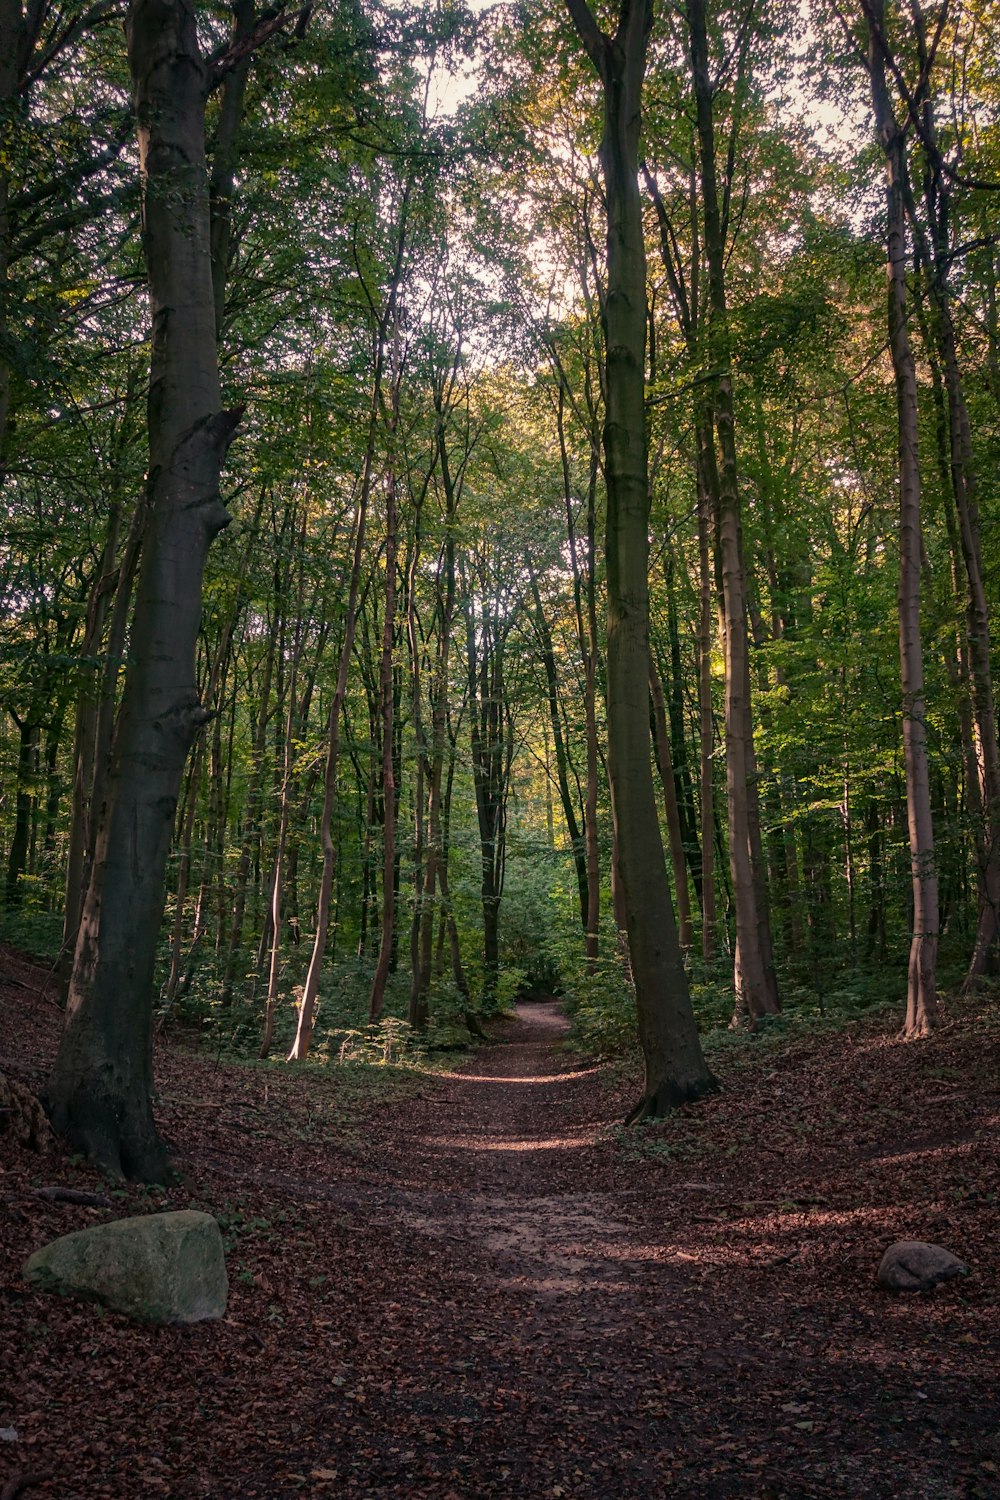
[696,431,717,959]
[221,623,277,1006]
[162,615,236,1013]
[259,600,308,1057]
[5,715,37,907]
[932,249,1000,980]
[368,431,400,1022]
[865,0,940,1035]
[59,494,126,997]
[46,0,241,1177]
[665,576,703,907]
[413,426,462,1021]
[0,0,25,467]
[565,0,715,1114]
[650,659,693,947]
[438,726,471,1005]
[208,0,254,336]
[287,180,411,1060]
[688,0,778,1022]
[531,575,589,933]
[286,453,373,1060]
[557,392,602,965]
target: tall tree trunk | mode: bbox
[557,389,602,965]
[208,0,254,336]
[59,491,127,997]
[162,615,236,1014]
[412,406,463,1021]
[5,714,37,907]
[865,0,940,1035]
[688,0,778,1022]
[0,0,25,467]
[259,590,308,1057]
[696,426,717,959]
[286,188,412,1058]
[368,424,401,1022]
[665,575,703,908]
[565,0,715,1115]
[650,658,693,947]
[286,442,374,1061]
[530,575,589,933]
[221,622,277,1006]
[46,0,241,1177]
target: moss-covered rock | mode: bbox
[23,1209,228,1323]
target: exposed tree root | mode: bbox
[45,1088,174,1185]
[624,1071,720,1125]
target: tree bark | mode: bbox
[46,0,240,1177]
[650,657,693,948]
[687,0,778,1023]
[864,0,940,1035]
[368,397,401,1023]
[565,0,715,1114]
[696,421,717,959]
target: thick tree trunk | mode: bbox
[565,0,715,1114]
[865,0,940,1035]
[46,0,239,1177]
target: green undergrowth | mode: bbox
[0,904,63,964]
[564,950,933,1069]
[162,949,486,1074]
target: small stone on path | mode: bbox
[877,1240,968,1292]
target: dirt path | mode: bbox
[245,1001,999,1499]
[3,980,999,1499]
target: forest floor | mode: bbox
[1,944,999,1499]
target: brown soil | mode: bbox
[1,954,999,1499]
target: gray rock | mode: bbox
[877,1239,968,1293]
[23,1209,228,1323]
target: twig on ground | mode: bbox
[33,1186,112,1208]
[761,1250,801,1268]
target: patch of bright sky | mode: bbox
[416,0,879,338]
[424,0,496,120]
[426,0,871,158]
